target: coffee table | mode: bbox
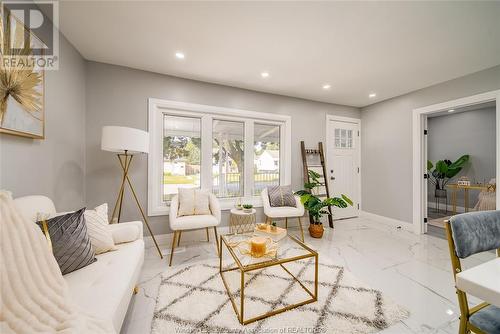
[219,232,318,324]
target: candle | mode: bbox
[250,237,267,257]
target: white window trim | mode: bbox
[147,98,292,216]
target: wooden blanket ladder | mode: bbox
[300,141,334,228]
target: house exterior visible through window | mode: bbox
[162,115,201,201]
[148,99,291,215]
[254,123,280,195]
[212,120,244,198]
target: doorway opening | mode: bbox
[412,90,500,235]
[426,102,497,237]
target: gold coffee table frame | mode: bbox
[219,234,318,325]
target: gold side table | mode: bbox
[229,208,256,234]
[446,183,492,214]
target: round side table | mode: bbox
[229,208,256,234]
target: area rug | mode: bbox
[151,254,409,334]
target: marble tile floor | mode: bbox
[120,216,496,334]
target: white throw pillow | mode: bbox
[177,188,211,216]
[84,203,116,254]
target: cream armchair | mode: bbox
[168,192,221,266]
[261,187,305,242]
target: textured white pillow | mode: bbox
[177,188,211,216]
[84,203,116,254]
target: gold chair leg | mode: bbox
[177,231,182,246]
[298,217,305,242]
[213,227,219,256]
[206,227,210,242]
[285,217,288,229]
[458,316,467,334]
[169,231,177,267]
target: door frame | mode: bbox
[412,90,500,235]
[325,115,362,216]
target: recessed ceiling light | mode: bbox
[448,109,455,113]
[322,84,331,90]
[261,72,270,78]
[175,52,185,59]
[369,93,377,98]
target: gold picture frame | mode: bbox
[0,7,45,139]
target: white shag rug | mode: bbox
[151,255,409,334]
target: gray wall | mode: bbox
[85,61,360,235]
[361,65,500,223]
[427,107,496,209]
[0,35,87,211]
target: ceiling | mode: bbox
[58,1,500,107]
[429,101,496,118]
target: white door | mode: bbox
[327,119,360,219]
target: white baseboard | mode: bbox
[359,211,414,233]
[144,226,231,248]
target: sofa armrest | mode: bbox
[107,221,143,244]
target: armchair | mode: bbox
[168,191,221,266]
[261,187,305,242]
[444,211,500,334]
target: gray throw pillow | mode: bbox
[267,185,296,207]
[36,208,96,275]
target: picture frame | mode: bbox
[0,8,46,139]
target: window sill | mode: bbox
[149,196,264,216]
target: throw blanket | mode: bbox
[0,191,115,334]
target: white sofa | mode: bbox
[13,195,145,332]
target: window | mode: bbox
[148,99,291,215]
[254,123,280,195]
[334,128,353,149]
[212,120,244,198]
[162,115,201,201]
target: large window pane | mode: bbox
[212,120,244,197]
[254,123,280,195]
[163,115,201,201]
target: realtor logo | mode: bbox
[1,1,59,70]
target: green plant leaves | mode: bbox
[304,182,316,190]
[341,194,353,206]
[298,171,354,220]
[308,170,321,179]
[435,160,448,175]
[295,190,309,196]
[427,155,470,189]
[298,193,312,204]
[449,155,469,169]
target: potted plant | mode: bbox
[295,170,353,238]
[270,221,277,232]
[427,155,469,199]
[242,204,253,213]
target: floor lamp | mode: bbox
[101,126,163,259]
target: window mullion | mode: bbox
[244,120,254,199]
[280,124,288,185]
[201,115,212,191]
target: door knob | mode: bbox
[331,176,335,180]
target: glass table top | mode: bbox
[221,232,316,269]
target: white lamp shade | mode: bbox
[101,126,149,154]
